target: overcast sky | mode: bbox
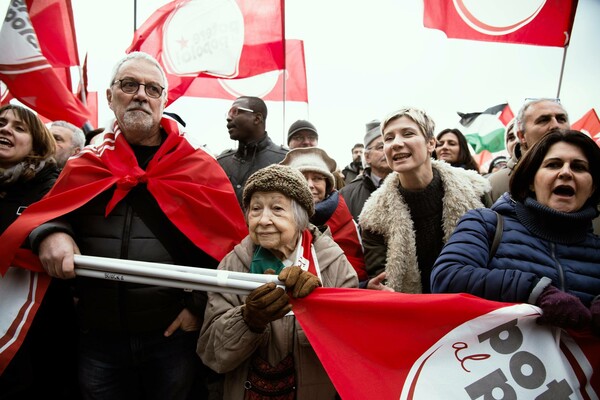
[69,0,600,167]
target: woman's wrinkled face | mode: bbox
[436,132,460,164]
[303,171,327,204]
[532,142,594,213]
[0,109,33,169]
[248,191,298,256]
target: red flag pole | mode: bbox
[281,0,287,145]
[133,0,137,33]
[556,45,568,98]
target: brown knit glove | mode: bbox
[278,266,321,298]
[242,283,291,333]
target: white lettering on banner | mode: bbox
[0,0,47,70]
[453,0,545,36]
[399,304,597,399]
[162,0,244,77]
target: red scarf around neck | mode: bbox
[0,117,248,275]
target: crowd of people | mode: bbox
[0,51,598,399]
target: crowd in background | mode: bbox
[1,51,599,399]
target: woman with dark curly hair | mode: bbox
[434,128,480,172]
[432,129,600,334]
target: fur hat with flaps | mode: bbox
[280,147,337,194]
[243,164,315,217]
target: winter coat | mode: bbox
[198,226,358,400]
[431,193,600,306]
[339,167,379,222]
[0,163,58,233]
[342,161,363,185]
[217,133,288,205]
[30,184,217,332]
[359,160,491,293]
[487,150,519,203]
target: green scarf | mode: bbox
[250,246,285,274]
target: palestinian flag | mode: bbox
[458,103,514,154]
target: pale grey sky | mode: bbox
[71,0,600,167]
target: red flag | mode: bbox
[572,108,600,137]
[423,0,579,47]
[26,0,80,67]
[0,0,92,127]
[127,0,285,106]
[184,39,308,102]
[292,289,600,399]
[498,104,514,126]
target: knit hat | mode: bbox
[243,164,315,216]
[287,120,318,144]
[280,147,336,193]
[364,119,382,147]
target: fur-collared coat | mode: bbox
[359,160,491,293]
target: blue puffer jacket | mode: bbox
[431,193,600,306]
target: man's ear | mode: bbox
[516,129,528,150]
[106,88,113,111]
[254,112,264,124]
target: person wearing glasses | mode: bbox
[488,98,570,203]
[218,96,288,206]
[339,120,392,222]
[1,52,248,399]
[359,107,491,294]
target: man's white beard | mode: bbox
[122,112,153,133]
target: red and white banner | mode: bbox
[0,0,92,127]
[127,0,285,106]
[184,39,307,103]
[0,264,51,374]
[423,0,579,47]
[572,108,600,138]
[292,289,599,399]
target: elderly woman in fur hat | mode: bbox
[198,164,357,400]
[359,107,492,294]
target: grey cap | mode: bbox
[364,119,381,147]
[287,120,318,144]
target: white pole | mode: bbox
[75,268,252,295]
[73,255,283,295]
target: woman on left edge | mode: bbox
[0,104,79,399]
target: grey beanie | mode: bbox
[242,164,315,217]
[287,120,318,144]
[364,119,382,147]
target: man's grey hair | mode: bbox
[50,120,85,149]
[381,107,436,140]
[109,51,168,97]
[516,98,568,132]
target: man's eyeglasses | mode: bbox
[227,106,255,119]
[366,144,384,151]
[114,79,165,98]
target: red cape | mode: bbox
[0,117,247,275]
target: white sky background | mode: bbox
[69,0,600,167]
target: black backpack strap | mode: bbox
[489,211,504,261]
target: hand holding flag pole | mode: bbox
[73,254,283,296]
